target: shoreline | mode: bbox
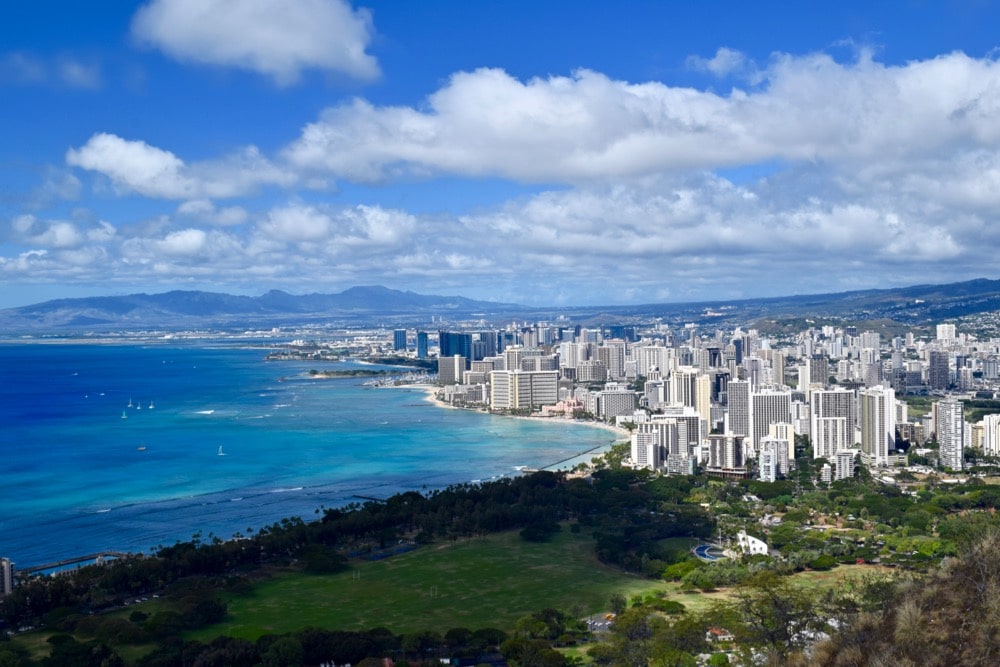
[407,383,628,471]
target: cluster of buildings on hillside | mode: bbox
[386,321,1000,481]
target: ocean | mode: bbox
[0,341,617,568]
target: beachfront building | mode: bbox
[437,354,466,386]
[595,383,638,419]
[489,370,559,412]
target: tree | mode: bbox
[730,571,828,660]
[261,637,304,667]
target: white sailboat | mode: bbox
[217,445,226,456]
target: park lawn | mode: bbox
[191,528,661,641]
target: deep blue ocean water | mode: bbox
[0,341,616,568]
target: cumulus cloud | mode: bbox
[66,133,294,199]
[10,215,85,248]
[131,0,378,85]
[258,203,332,242]
[284,52,1000,183]
[13,49,1000,303]
[158,228,208,256]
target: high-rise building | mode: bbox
[727,379,751,440]
[708,434,745,471]
[809,355,830,387]
[577,359,608,383]
[859,386,896,466]
[810,389,856,460]
[393,329,407,351]
[598,340,627,380]
[596,384,637,419]
[860,331,881,351]
[983,414,1000,457]
[669,367,711,424]
[928,350,950,390]
[758,447,778,482]
[768,422,796,472]
[489,370,559,411]
[936,323,956,341]
[0,557,12,598]
[416,331,429,358]
[937,399,964,471]
[834,450,857,481]
[751,390,792,457]
[437,355,466,386]
[439,331,473,361]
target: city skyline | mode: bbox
[4,1,1000,308]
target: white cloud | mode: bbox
[66,133,294,199]
[14,49,1000,303]
[686,47,753,78]
[131,0,378,85]
[10,215,84,248]
[258,203,332,242]
[177,199,248,226]
[284,53,1000,183]
[66,133,192,198]
[158,228,208,256]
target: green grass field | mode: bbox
[190,531,884,641]
[12,529,888,663]
[191,529,659,640]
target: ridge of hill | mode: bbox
[2,278,1000,331]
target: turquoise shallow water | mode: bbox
[0,342,615,567]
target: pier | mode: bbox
[18,551,132,578]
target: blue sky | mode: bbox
[3,1,1000,308]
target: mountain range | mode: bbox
[2,279,1000,332]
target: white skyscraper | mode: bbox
[936,323,956,341]
[937,399,964,471]
[810,388,856,459]
[859,386,896,466]
[983,414,1000,457]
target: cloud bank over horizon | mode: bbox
[3,2,1000,309]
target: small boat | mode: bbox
[127,397,134,408]
[217,445,226,456]
[149,401,155,409]
[137,445,147,451]
[121,410,128,419]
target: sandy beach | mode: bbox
[407,382,629,471]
